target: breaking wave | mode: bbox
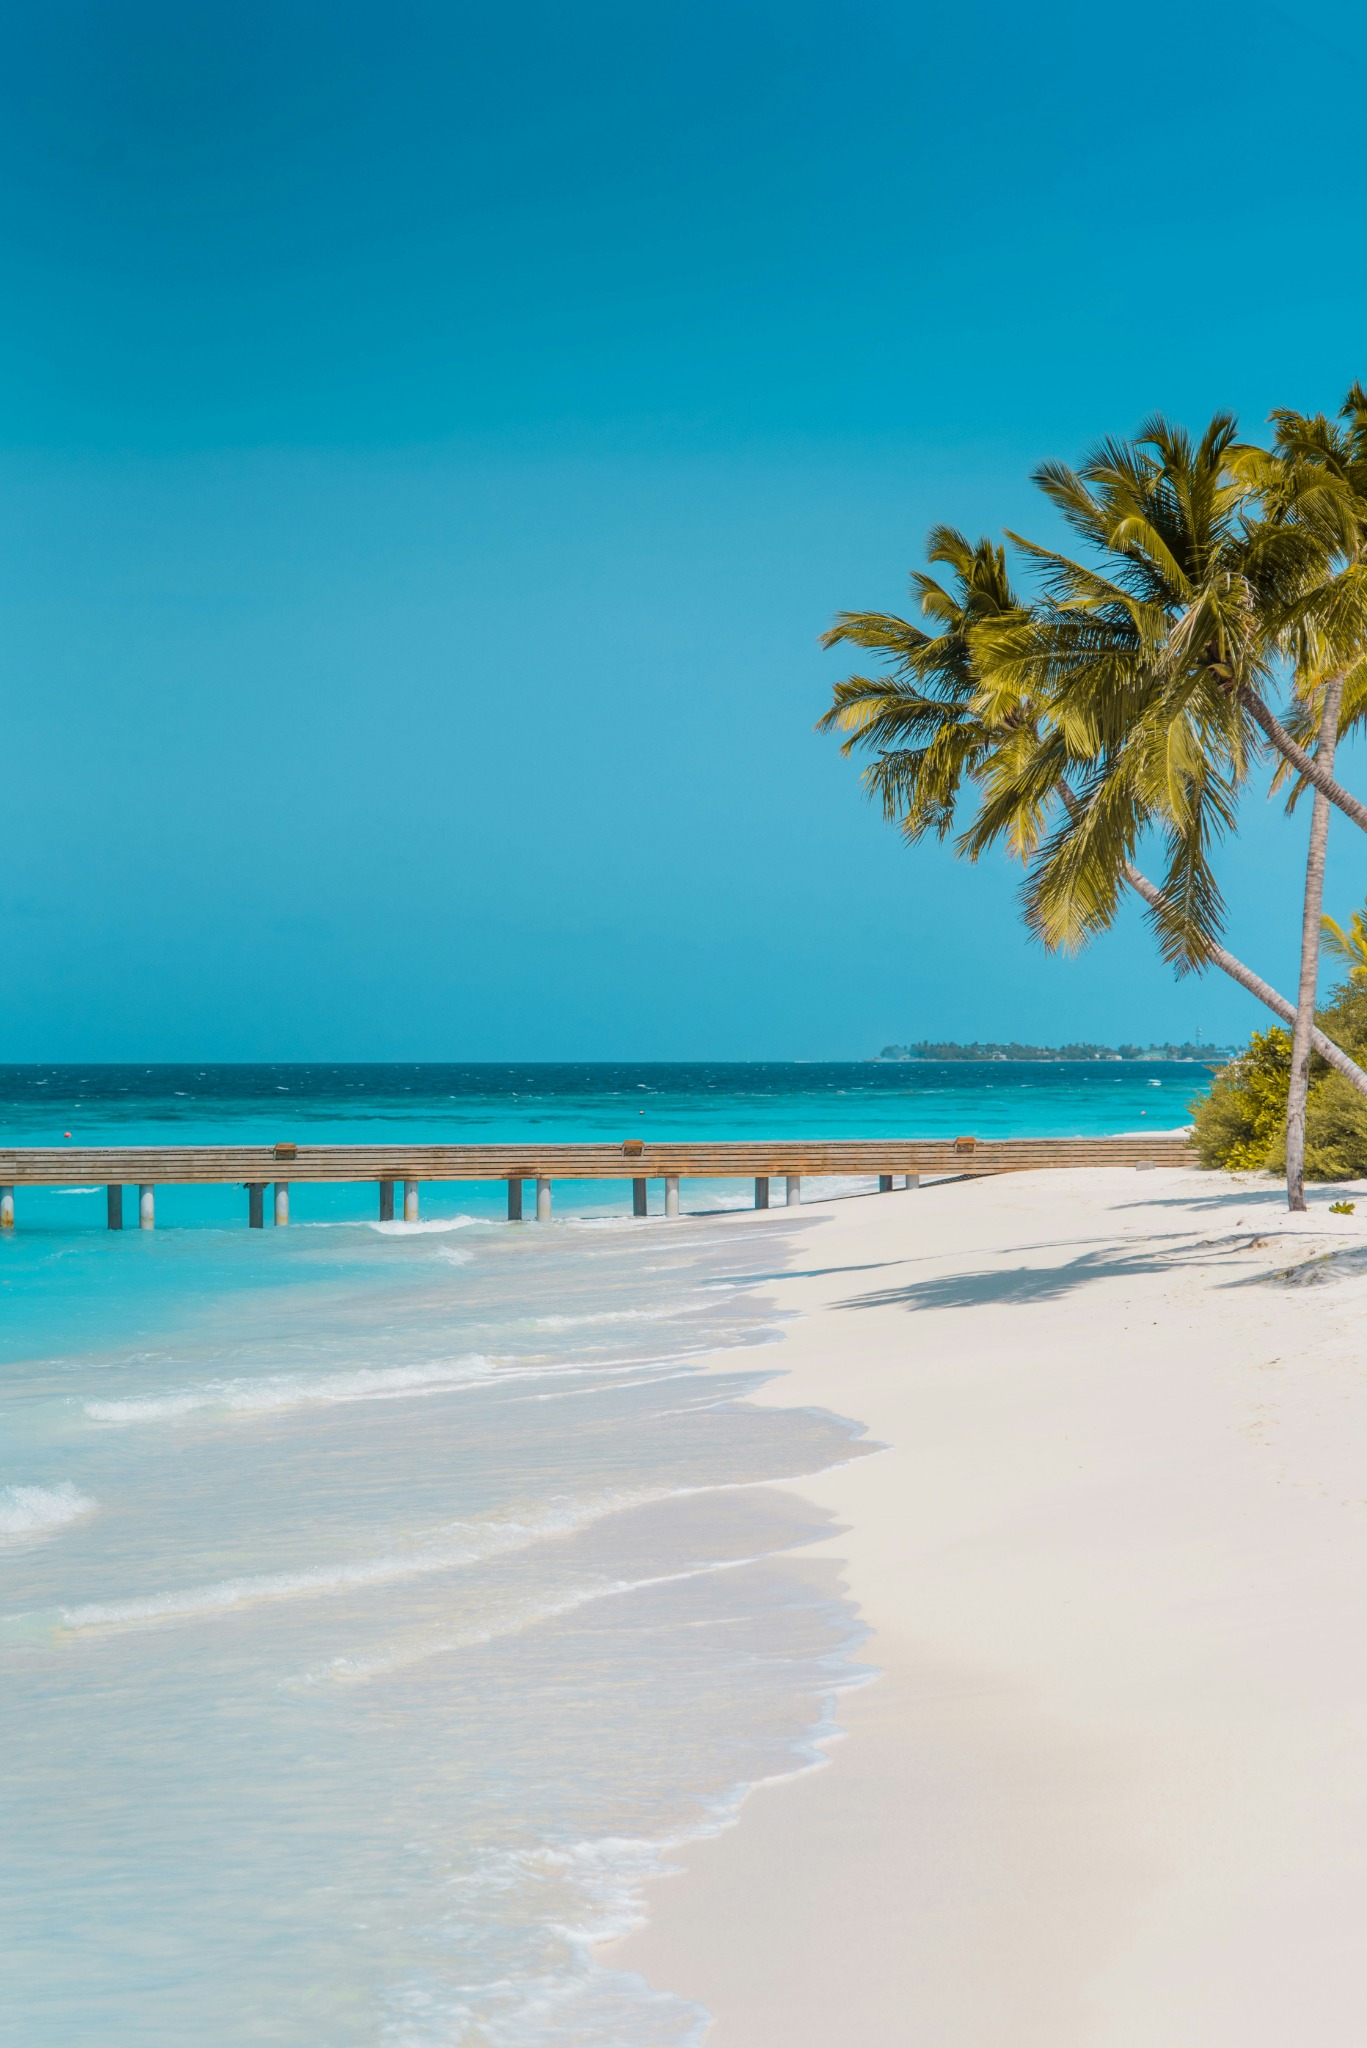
[0,1483,96,1540]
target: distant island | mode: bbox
[874,1040,1233,1063]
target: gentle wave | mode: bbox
[84,1353,502,1423]
[376,1689,862,2048]
[79,1339,735,1427]
[529,1302,704,1331]
[55,1485,691,1634]
[302,1553,767,1686]
[555,1685,870,1946]
[0,1483,96,1540]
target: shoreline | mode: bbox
[607,1165,1367,2044]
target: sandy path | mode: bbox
[609,1166,1367,2045]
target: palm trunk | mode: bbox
[1121,859,1367,1102]
[1240,687,1367,834]
[1285,675,1345,1210]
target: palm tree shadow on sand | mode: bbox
[829,1229,1346,1311]
[1112,1183,1367,1217]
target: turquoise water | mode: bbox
[0,1058,1205,1148]
[0,1064,1207,2044]
[0,1058,1202,1237]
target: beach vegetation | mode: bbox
[818,526,1028,844]
[1190,968,1367,1178]
[821,383,1367,1205]
[877,1039,1232,1062]
[1322,902,1367,981]
[1189,1029,1293,1170]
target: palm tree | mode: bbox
[1322,901,1367,979]
[1211,386,1367,833]
[818,526,1029,842]
[1246,394,1367,1204]
[819,508,1367,1104]
[971,414,1318,970]
[969,410,1367,1191]
[1284,673,1344,1209]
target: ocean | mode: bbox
[0,1062,1207,2044]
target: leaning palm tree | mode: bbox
[819,499,1367,1104]
[967,411,1367,1185]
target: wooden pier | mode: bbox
[0,1133,1193,1228]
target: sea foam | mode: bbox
[0,1483,95,1540]
[365,1215,480,1235]
[55,1484,697,1633]
[84,1353,503,1423]
[304,1550,766,1685]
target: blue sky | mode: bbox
[2,0,1364,1058]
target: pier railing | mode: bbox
[0,1133,1193,1229]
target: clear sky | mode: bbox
[3,0,1365,1059]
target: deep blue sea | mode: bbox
[0,1063,1208,2045]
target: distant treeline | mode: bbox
[876,1040,1231,1063]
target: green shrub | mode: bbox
[1316,977,1367,1059]
[1192,978,1367,1179]
[1304,1072,1367,1180]
[1190,1028,1291,1170]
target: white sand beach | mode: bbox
[612,1166,1367,2044]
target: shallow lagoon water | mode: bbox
[0,1064,1207,2043]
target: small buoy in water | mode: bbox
[63,1131,71,1138]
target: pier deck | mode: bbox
[0,1133,1192,1228]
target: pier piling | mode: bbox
[632,1177,648,1217]
[378,1179,394,1222]
[536,1176,552,1222]
[107,1185,123,1231]
[274,1182,289,1226]
[786,1175,801,1206]
[755,1176,769,1209]
[878,1174,894,1193]
[507,1177,523,1222]
[665,1175,680,1217]
[138,1184,155,1230]
[403,1180,419,1223]
[0,1186,14,1230]
[248,1183,265,1228]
